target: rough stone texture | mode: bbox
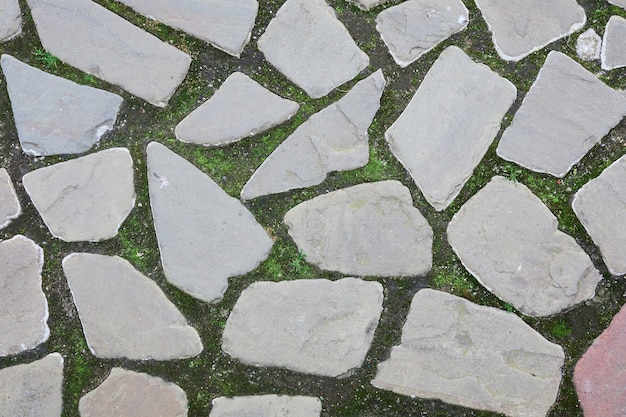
[0,0,21,41]
[22,148,135,242]
[576,28,602,61]
[348,0,389,10]
[241,70,385,200]
[222,278,383,377]
[386,46,516,211]
[0,353,63,417]
[608,0,626,9]
[448,176,600,317]
[474,0,586,61]
[284,181,433,276]
[175,72,299,146]
[602,15,626,70]
[497,51,626,177]
[0,167,21,229]
[79,368,188,417]
[257,0,369,98]
[0,235,48,357]
[63,253,202,360]
[210,395,322,417]
[147,141,272,303]
[25,0,191,107]
[376,0,469,67]
[372,289,565,417]
[1,54,123,156]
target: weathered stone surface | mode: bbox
[222,278,383,377]
[1,54,123,156]
[22,148,135,242]
[147,141,272,303]
[0,168,21,229]
[210,395,322,417]
[348,0,389,10]
[608,0,626,9]
[372,289,564,417]
[448,176,600,317]
[0,235,48,356]
[602,15,626,70]
[386,46,516,211]
[257,0,369,98]
[497,51,626,177]
[376,0,468,67]
[25,0,191,107]
[63,253,202,360]
[0,0,21,41]
[241,70,385,200]
[175,72,299,147]
[576,28,602,61]
[79,368,188,417]
[474,0,586,61]
[284,181,433,276]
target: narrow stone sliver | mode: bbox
[0,0,21,42]
[602,15,626,71]
[210,395,322,417]
[0,167,21,229]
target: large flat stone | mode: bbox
[284,181,433,276]
[222,278,383,377]
[602,15,626,70]
[1,54,123,156]
[0,0,21,41]
[497,51,626,177]
[25,0,191,107]
[210,395,322,417]
[372,289,564,417]
[0,168,21,229]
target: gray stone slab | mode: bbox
[1,54,123,156]
[608,0,626,9]
[602,15,626,70]
[147,141,272,303]
[241,70,385,200]
[22,148,135,242]
[222,278,383,377]
[175,72,299,147]
[257,0,369,98]
[372,289,564,417]
[386,46,516,211]
[376,0,468,67]
[284,181,433,276]
[0,168,21,229]
[497,51,626,177]
[448,176,601,317]
[210,395,322,417]
[348,0,390,10]
[25,0,191,107]
[0,0,21,41]
[576,28,602,61]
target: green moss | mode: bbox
[550,319,573,339]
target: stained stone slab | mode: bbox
[448,176,600,317]
[602,15,626,70]
[576,28,602,61]
[497,51,626,177]
[257,0,369,98]
[0,0,21,41]
[210,395,322,417]
[147,141,272,303]
[241,70,385,200]
[1,54,123,156]
[372,289,565,417]
[386,46,516,211]
[175,72,299,147]
[22,148,135,242]
[0,168,21,229]
[376,0,469,67]
[348,0,390,10]
[25,0,191,107]
[284,181,433,276]
[222,278,383,377]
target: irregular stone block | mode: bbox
[448,176,600,317]
[602,15,626,70]
[0,168,21,229]
[284,181,433,276]
[210,395,322,417]
[0,0,21,41]
[372,289,565,417]
[347,0,389,10]
[576,28,602,61]
[222,278,383,377]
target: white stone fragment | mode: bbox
[576,28,602,61]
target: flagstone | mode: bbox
[0,168,21,229]
[602,15,626,70]
[210,395,322,417]
[0,0,21,41]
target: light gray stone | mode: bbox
[602,15,626,70]
[284,181,433,276]
[222,278,383,377]
[448,176,601,317]
[608,0,626,9]
[25,0,191,107]
[210,395,322,417]
[1,54,123,156]
[577,28,602,61]
[241,70,385,200]
[347,0,390,10]
[22,148,135,242]
[0,168,21,229]
[497,51,626,177]
[372,289,564,417]
[386,46,516,211]
[175,72,299,147]
[0,0,21,41]
[376,0,469,67]
[147,141,272,303]
[257,0,369,98]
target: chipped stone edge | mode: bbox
[0,169,22,229]
[601,15,626,71]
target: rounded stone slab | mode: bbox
[1,54,123,156]
[372,289,565,417]
[448,176,600,317]
[284,180,433,276]
[0,168,21,229]
[222,278,384,377]
[25,0,191,107]
[0,0,21,41]
[386,46,516,211]
[257,0,369,98]
[22,147,135,242]
[602,15,626,70]
[175,72,299,147]
[497,51,626,177]
[576,28,602,61]
[608,0,626,9]
[210,395,322,417]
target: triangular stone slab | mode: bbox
[602,15,626,70]
[210,395,322,417]
[0,167,21,229]
[0,0,21,41]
